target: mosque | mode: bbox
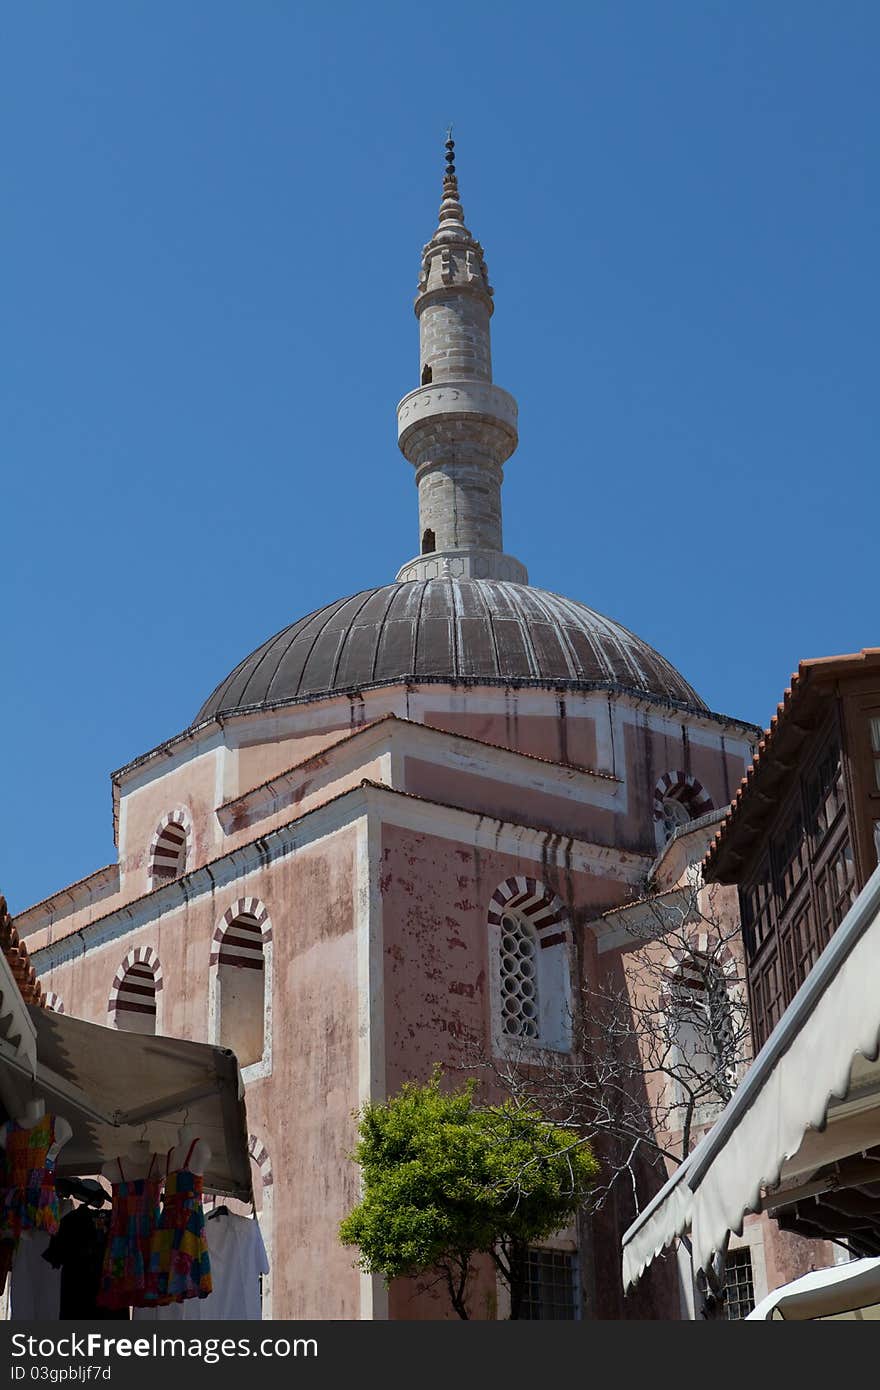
[17,140,767,1318]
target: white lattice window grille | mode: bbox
[489,880,572,1055]
[661,796,693,840]
[654,774,714,847]
[499,912,540,1040]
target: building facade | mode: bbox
[18,142,766,1319]
[705,649,880,1049]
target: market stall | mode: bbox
[0,900,265,1320]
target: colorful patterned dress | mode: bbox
[148,1141,212,1304]
[96,1154,162,1309]
[0,1114,61,1242]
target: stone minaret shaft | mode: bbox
[396,138,528,584]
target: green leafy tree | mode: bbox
[339,1070,598,1318]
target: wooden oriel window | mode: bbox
[742,715,860,1047]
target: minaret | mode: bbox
[396,136,528,584]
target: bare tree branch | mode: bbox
[457,873,750,1225]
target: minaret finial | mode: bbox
[443,128,458,203]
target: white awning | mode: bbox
[0,950,38,1080]
[746,1256,880,1320]
[1,1005,253,1202]
[622,862,880,1288]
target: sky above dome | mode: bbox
[3,2,878,910]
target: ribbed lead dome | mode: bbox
[194,580,704,724]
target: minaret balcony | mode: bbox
[397,381,518,456]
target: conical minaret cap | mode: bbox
[417,134,493,303]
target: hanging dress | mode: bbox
[96,1154,162,1310]
[148,1141,212,1304]
[0,1114,61,1243]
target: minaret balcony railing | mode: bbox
[397,380,518,452]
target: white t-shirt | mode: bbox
[10,1228,63,1320]
[133,1213,268,1321]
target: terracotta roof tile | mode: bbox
[0,895,45,1008]
[704,647,880,880]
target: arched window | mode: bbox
[148,811,192,887]
[110,951,161,1035]
[668,955,735,1103]
[215,911,266,1069]
[653,774,714,844]
[421,363,433,385]
[421,528,436,554]
[489,878,572,1053]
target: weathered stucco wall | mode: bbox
[423,707,600,770]
[401,755,617,842]
[377,816,647,1320]
[118,746,222,894]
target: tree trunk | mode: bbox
[506,1239,528,1320]
[442,1259,471,1319]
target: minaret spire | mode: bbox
[395,135,528,585]
[441,130,459,205]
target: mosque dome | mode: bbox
[193,578,704,724]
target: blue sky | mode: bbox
[3,2,878,911]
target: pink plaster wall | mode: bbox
[119,751,220,894]
[622,719,749,835]
[423,708,599,770]
[750,1213,837,1293]
[402,755,617,843]
[16,868,122,948]
[234,724,358,794]
[219,753,388,850]
[377,818,642,1320]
